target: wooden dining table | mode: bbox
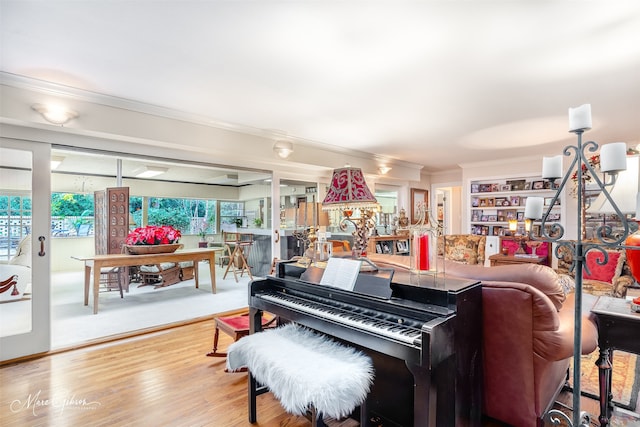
[72,247,222,314]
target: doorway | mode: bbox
[0,139,51,361]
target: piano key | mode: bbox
[257,291,423,345]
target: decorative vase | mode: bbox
[626,230,640,284]
[124,243,182,255]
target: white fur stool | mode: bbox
[226,323,374,426]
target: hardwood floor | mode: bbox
[0,318,605,427]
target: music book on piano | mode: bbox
[320,257,361,291]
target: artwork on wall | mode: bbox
[410,188,429,224]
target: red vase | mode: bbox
[626,231,640,283]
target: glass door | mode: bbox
[0,139,51,361]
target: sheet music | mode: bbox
[320,257,361,291]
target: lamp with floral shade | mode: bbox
[322,167,379,258]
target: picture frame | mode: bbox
[532,180,545,190]
[500,184,511,192]
[396,240,409,253]
[532,225,541,237]
[410,188,428,224]
[507,179,526,191]
[547,213,561,221]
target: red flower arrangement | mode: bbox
[125,225,181,245]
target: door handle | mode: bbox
[274,230,280,243]
[38,236,46,256]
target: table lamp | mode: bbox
[322,167,379,258]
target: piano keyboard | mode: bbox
[257,291,423,346]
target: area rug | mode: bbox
[569,350,640,411]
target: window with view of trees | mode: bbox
[130,197,218,235]
[0,190,231,260]
[220,201,245,228]
[0,194,31,260]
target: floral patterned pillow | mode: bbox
[440,235,486,265]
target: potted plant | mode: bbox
[198,230,208,248]
[253,218,263,228]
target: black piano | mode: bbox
[249,261,482,427]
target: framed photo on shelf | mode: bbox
[507,179,526,191]
[500,184,511,192]
[532,180,545,190]
[471,183,480,193]
[410,188,428,224]
[547,213,561,221]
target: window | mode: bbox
[220,201,245,229]
[131,196,218,235]
[0,194,31,261]
[51,192,95,237]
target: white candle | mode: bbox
[525,197,544,220]
[600,142,627,173]
[568,104,592,131]
[542,155,562,179]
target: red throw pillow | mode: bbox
[582,251,624,284]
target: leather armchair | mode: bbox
[443,260,599,427]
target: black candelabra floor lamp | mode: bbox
[524,104,639,427]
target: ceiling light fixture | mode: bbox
[32,103,78,125]
[134,166,168,178]
[50,156,65,170]
[378,166,391,175]
[273,140,294,159]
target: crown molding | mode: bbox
[1,72,424,172]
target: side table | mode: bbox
[591,296,640,427]
[488,254,545,267]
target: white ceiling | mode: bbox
[1,1,639,172]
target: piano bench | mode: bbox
[226,323,373,426]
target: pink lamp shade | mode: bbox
[322,167,378,211]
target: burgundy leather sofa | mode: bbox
[369,254,599,427]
